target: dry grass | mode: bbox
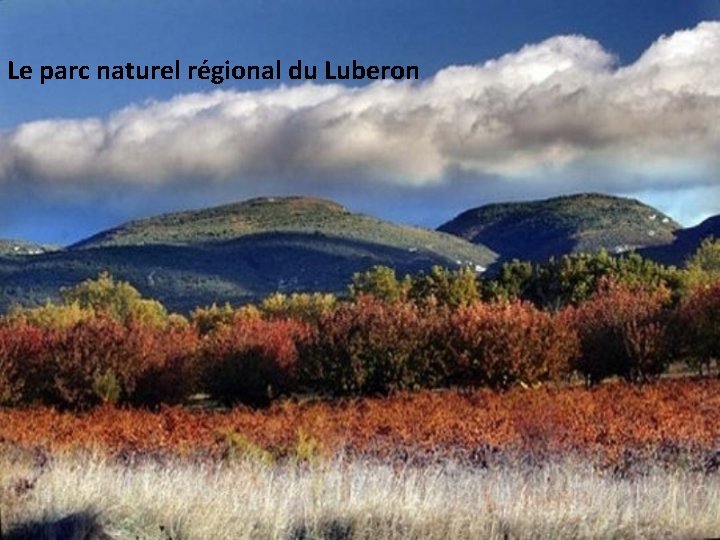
[2,453,720,539]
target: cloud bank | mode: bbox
[1,22,719,231]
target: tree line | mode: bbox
[0,239,718,410]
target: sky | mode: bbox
[1,0,719,244]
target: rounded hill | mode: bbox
[72,196,496,267]
[0,197,496,313]
[438,193,680,263]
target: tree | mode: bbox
[687,237,720,274]
[6,300,94,329]
[410,266,480,307]
[675,280,720,375]
[260,292,336,321]
[565,280,673,385]
[60,272,169,328]
[685,238,720,290]
[482,259,534,302]
[350,266,410,303]
[484,251,683,309]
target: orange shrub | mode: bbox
[200,318,310,406]
[564,280,673,384]
[446,300,577,388]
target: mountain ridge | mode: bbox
[0,196,496,313]
[1,193,718,313]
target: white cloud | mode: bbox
[1,22,719,221]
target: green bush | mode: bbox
[60,272,169,328]
[409,266,480,308]
[260,292,336,322]
[349,266,410,303]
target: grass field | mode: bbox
[2,378,720,539]
[3,455,720,539]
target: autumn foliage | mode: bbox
[297,295,446,395]
[1,272,720,410]
[0,323,52,405]
[563,281,674,384]
[201,318,310,406]
[447,300,578,388]
[1,379,719,468]
[675,280,720,374]
[0,317,200,409]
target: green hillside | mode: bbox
[72,197,495,264]
[0,197,496,313]
[439,193,680,263]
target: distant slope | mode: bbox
[0,240,58,256]
[71,197,495,265]
[439,193,680,263]
[639,215,720,265]
[0,197,496,313]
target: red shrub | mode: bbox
[48,317,200,409]
[200,318,310,406]
[675,281,720,374]
[50,317,138,408]
[0,323,54,405]
[446,300,577,388]
[129,324,201,407]
[298,296,446,396]
[564,280,673,384]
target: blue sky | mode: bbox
[1,0,718,243]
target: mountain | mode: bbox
[0,197,496,313]
[438,193,681,263]
[639,215,720,265]
[71,197,491,258]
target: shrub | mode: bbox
[446,300,577,389]
[0,323,54,405]
[47,316,200,409]
[675,281,720,374]
[686,237,720,278]
[130,324,201,407]
[6,301,94,329]
[60,272,169,328]
[298,296,446,396]
[216,430,274,464]
[349,266,410,303]
[201,318,310,406]
[564,280,673,384]
[484,251,684,309]
[48,317,126,408]
[409,266,480,308]
[260,292,336,322]
[190,303,261,335]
